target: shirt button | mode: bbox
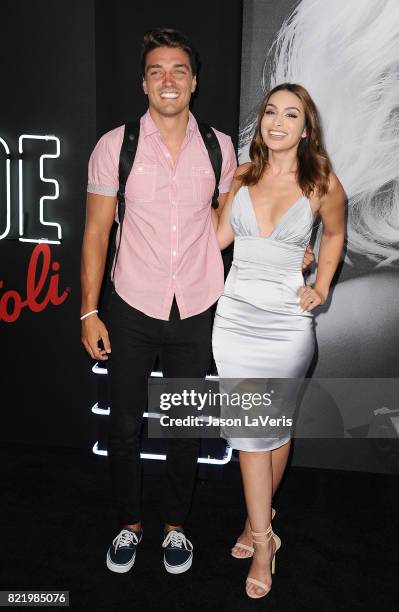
[172,226,176,231]
[165,153,170,158]
[172,251,176,257]
[172,274,176,279]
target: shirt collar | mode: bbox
[141,109,198,137]
[187,111,197,133]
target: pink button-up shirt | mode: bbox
[87,111,237,319]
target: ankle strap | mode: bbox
[251,524,273,543]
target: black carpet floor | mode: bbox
[1,444,398,612]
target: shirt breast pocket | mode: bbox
[191,166,215,204]
[129,163,157,202]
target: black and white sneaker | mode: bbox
[106,527,143,573]
[162,528,193,574]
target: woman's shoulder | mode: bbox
[322,172,346,210]
[311,172,345,210]
[327,172,345,196]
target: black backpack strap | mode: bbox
[112,120,140,280]
[198,122,222,209]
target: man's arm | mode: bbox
[81,193,117,360]
[212,163,252,249]
[216,191,229,214]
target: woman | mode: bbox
[212,83,345,599]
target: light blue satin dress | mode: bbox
[212,186,316,451]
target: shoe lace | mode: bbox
[113,529,139,551]
[162,530,193,551]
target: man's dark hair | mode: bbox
[141,28,198,77]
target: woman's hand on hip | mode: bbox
[297,285,326,312]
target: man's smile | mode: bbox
[160,92,179,99]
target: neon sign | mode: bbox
[0,243,68,323]
[90,366,231,465]
[0,134,61,244]
[0,134,68,323]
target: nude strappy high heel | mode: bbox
[231,507,276,559]
[245,524,281,599]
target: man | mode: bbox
[81,28,236,575]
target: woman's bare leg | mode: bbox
[239,450,275,597]
[231,441,290,558]
[271,440,291,493]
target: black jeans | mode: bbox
[106,291,212,526]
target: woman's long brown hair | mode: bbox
[242,83,332,198]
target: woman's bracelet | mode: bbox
[80,309,98,321]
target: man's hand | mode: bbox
[81,315,111,361]
[302,245,315,271]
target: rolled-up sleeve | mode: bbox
[217,133,237,194]
[87,126,124,196]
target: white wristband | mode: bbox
[80,309,98,321]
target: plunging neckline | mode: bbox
[245,185,309,238]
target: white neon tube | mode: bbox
[92,362,219,381]
[18,238,61,244]
[91,403,223,424]
[92,441,232,465]
[0,138,11,240]
[91,403,160,419]
[91,403,110,416]
[18,135,61,244]
[18,157,23,237]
